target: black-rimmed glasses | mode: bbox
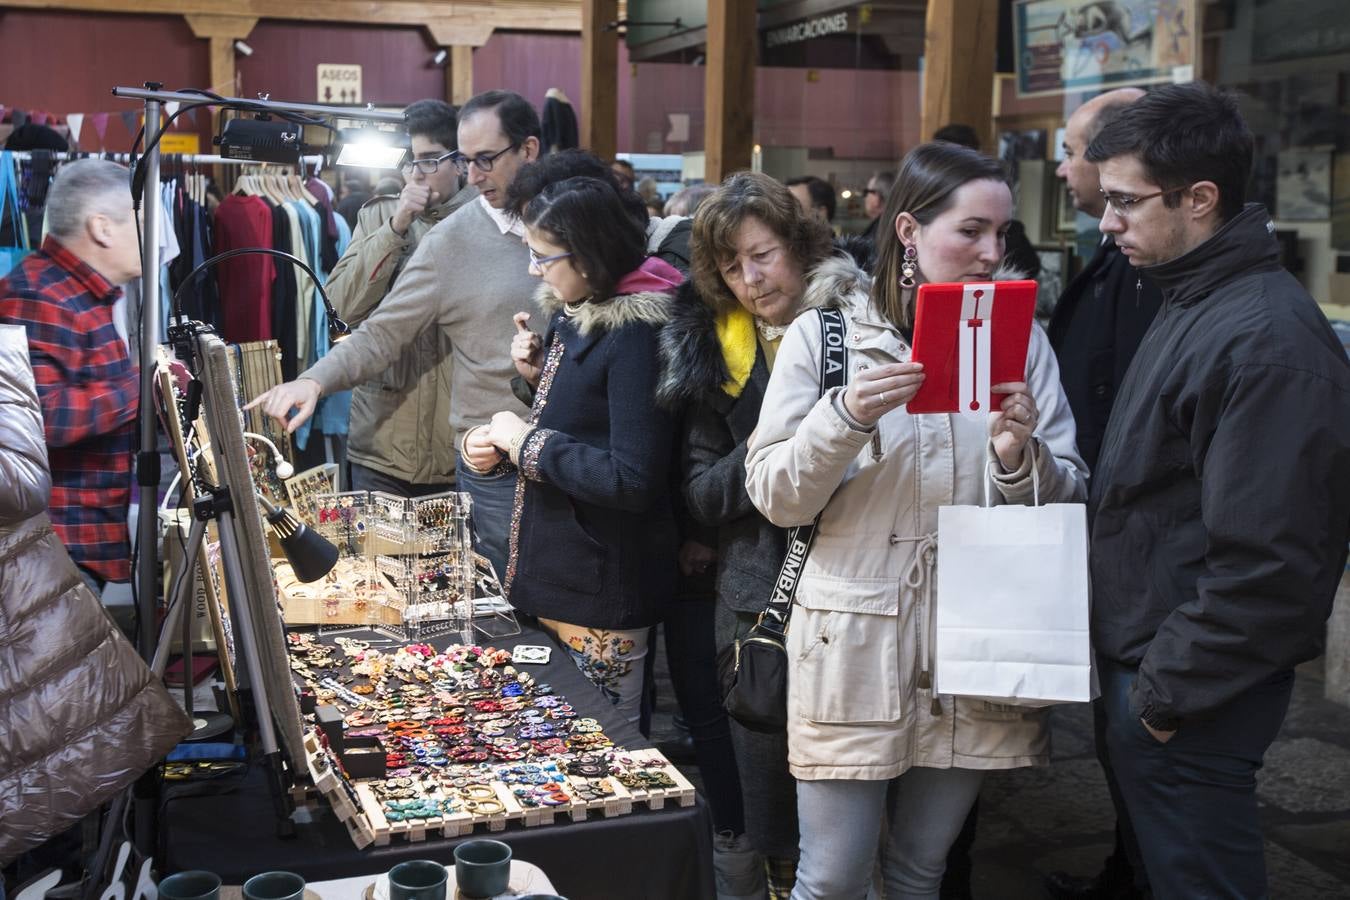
[399,151,456,177]
[451,143,521,176]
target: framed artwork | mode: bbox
[1014,0,1197,98]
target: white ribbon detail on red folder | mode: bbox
[958,283,995,421]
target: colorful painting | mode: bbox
[1014,0,1196,98]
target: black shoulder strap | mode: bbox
[755,307,848,639]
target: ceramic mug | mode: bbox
[452,839,512,898]
[241,871,305,900]
[158,871,222,900]
[388,860,448,900]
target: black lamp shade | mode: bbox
[259,496,338,583]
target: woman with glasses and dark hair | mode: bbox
[462,176,684,726]
[744,142,1086,899]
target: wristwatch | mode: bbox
[1139,704,1180,733]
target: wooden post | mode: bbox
[580,0,618,161]
[449,46,474,106]
[184,15,257,96]
[705,0,755,183]
[920,0,998,150]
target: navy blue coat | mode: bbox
[504,281,680,630]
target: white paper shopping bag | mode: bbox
[934,472,1093,705]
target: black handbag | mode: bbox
[718,307,847,733]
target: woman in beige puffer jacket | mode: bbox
[0,324,189,867]
[745,143,1087,900]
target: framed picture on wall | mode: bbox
[1014,0,1198,98]
[1057,180,1078,233]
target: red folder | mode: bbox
[907,280,1038,414]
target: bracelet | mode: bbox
[507,426,533,467]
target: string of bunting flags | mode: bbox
[0,101,216,150]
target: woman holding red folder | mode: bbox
[744,142,1087,900]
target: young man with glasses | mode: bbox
[1043,87,1159,900]
[323,99,477,500]
[1084,81,1350,898]
[250,90,543,581]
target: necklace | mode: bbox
[755,318,790,341]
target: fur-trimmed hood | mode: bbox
[534,281,676,337]
[656,251,857,410]
[533,256,683,338]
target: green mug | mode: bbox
[388,860,448,900]
[452,839,512,898]
[241,871,305,900]
[158,871,222,900]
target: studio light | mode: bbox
[334,127,407,169]
[214,117,305,164]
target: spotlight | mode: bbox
[334,127,408,169]
[433,48,448,66]
[234,40,253,56]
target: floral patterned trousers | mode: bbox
[537,618,649,727]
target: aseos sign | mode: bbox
[765,12,851,49]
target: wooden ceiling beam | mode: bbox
[3,0,580,32]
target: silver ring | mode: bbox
[880,391,889,405]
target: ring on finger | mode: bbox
[880,391,889,405]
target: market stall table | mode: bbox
[159,623,715,899]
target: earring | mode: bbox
[899,245,918,309]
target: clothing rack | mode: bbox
[5,150,325,168]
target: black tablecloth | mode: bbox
[159,624,715,899]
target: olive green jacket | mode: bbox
[325,183,477,484]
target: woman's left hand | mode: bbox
[486,410,530,453]
[990,381,1039,472]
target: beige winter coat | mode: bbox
[744,258,1088,781]
[325,184,476,484]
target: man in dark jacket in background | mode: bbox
[1044,86,1159,900]
[1085,81,1350,899]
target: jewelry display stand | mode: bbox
[303,491,520,643]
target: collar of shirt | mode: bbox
[40,235,122,304]
[480,195,526,238]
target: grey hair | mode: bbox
[46,159,134,239]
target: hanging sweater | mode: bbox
[302,199,535,443]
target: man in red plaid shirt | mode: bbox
[0,159,142,593]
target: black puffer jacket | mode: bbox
[1088,204,1350,725]
[0,324,190,864]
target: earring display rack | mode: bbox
[286,490,519,643]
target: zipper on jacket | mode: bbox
[1135,277,1142,308]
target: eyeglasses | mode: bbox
[528,246,572,272]
[863,188,883,197]
[451,143,521,176]
[1099,185,1189,218]
[400,151,456,177]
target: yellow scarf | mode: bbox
[715,306,757,398]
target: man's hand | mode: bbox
[390,184,440,237]
[1141,719,1177,744]
[244,378,322,434]
[511,312,545,386]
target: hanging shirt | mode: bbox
[214,194,275,342]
